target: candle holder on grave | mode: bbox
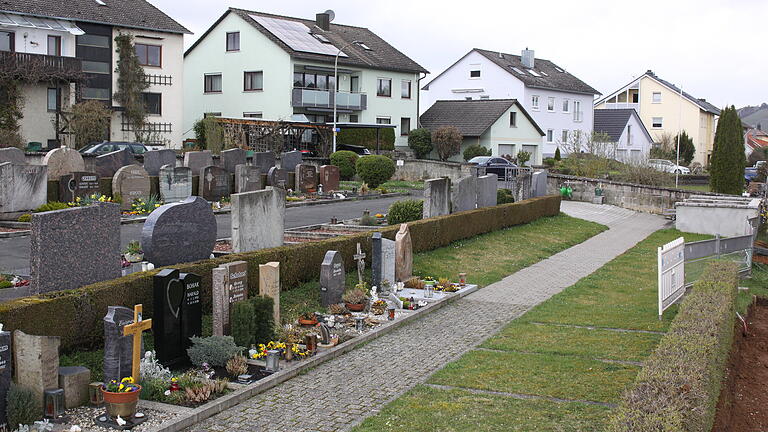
[89,382,105,406]
[44,389,65,419]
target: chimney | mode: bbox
[521,48,534,69]
[646,69,655,76]
[316,13,330,31]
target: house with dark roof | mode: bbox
[0,0,190,148]
[593,109,654,162]
[183,9,428,149]
[595,70,720,166]
[420,99,544,163]
[421,48,600,158]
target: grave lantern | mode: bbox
[388,305,396,321]
[265,350,280,373]
[355,316,365,332]
[44,389,65,419]
[89,382,105,405]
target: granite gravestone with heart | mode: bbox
[153,269,203,366]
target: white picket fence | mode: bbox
[657,237,685,319]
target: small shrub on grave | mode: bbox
[387,199,423,225]
[231,296,275,348]
[330,151,359,180]
[356,155,395,188]
[250,296,275,345]
[230,301,255,348]
[0,280,12,289]
[463,144,491,162]
[17,214,31,223]
[138,377,168,402]
[187,335,243,368]
[33,202,69,213]
[497,189,515,204]
[7,383,39,428]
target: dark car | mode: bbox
[467,156,518,180]
[79,141,149,155]
[337,143,372,155]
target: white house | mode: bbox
[183,9,428,149]
[420,99,544,164]
[593,109,654,162]
[0,0,189,149]
[421,48,600,159]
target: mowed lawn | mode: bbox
[354,229,711,432]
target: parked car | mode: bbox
[745,160,767,183]
[648,159,690,174]
[336,143,371,156]
[79,141,149,155]
[467,156,519,180]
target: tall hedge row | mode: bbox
[608,261,739,432]
[0,195,561,351]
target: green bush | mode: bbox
[230,301,255,348]
[139,377,169,403]
[710,106,746,194]
[463,145,491,162]
[608,262,738,432]
[408,128,433,159]
[187,336,242,367]
[387,199,424,225]
[543,157,556,167]
[330,151,359,180]
[338,128,395,151]
[250,296,275,344]
[17,214,30,223]
[34,202,69,212]
[516,151,531,166]
[497,189,515,204]
[0,280,12,289]
[231,296,274,347]
[356,155,395,188]
[7,383,39,428]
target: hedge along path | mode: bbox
[0,196,561,351]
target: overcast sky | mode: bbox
[156,0,766,109]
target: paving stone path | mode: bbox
[186,202,667,432]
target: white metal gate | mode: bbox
[658,237,685,319]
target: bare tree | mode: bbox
[557,131,616,158]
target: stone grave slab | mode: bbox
[259,262,280,325]
[95,148,135,178]
[253,152,275,173]
[221,148,247,173]
[267,167,287,188]
[141,196,216,267]
[13,330,60,414]
[153,269,202,366]
[103,306,135,383]
[183,150,213,176]
[212,261,248,336]
[476,174,498,208]
[0,147,25,165]
[231,187,285,253]
[320,251,344,307]
[235,165,262,193]
[112,165,151,210]
[159,165,192,203]
[531,170,548,197]
[280,150,302,172]
[0,162,47,212]
[319,165,340,192]
[372,232,396,290]
[295,164,317,193]
[143,149,176,176]
[31,203,120,293]
[0,330,11,430]
[423,177,451,218]
[395,223,413,282]
[43,147,85,181]
[58,366,90,409]
[200,165,231,202]
[59,172,100,203]
[451,176,477,213]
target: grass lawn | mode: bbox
[678,184,711,192]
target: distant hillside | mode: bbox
[738,103,768,130]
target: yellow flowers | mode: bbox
[122,376,135,384]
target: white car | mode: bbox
[648,159,690,174]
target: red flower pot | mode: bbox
[101,385,141,419]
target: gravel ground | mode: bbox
[43,404,187,432]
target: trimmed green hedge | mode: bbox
[0,195,560,350]
[608,261,739,432]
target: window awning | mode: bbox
[0,12,84,35]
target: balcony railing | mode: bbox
[291,88,367,111]
[0,51,82,80]
[603,102,640,111]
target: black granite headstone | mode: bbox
[153,269,203,366]
[371,232,382,288]
[180,272,202,357]
[141,196,217,267]
[0,331,11,431]
[59,172,100,202]
[103,306,135,383]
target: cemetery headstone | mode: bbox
[476,174,498,208]
[112,165,151,211]
[183,150,213,176]
[58,366,90,409]
[141,196,216,266]
[231,187,285,252]
[143,149,176,176]
[0,147,25,165]
[95,148,135,178]
[13,330,60,414]
[221,148,247,173]
[423,177,451,218]
[531,170,548,198]
[253,151,276,173]
[200,165,231,201]
[103,306,135,383]
[235,164,262,193]
[267,167,287,188]
[31,203,120,293]
[280,150,302,172]
[354,243,366,284]
[372,232,396,290]
[153,269,202,366]
[319,165,340,192]
[295,164,318,193]
[158,165,192,203]
[43,147,85,181]
[59,172,100,203]
[122,305,152,382]
[259,262,280,325]
[0,330,11,430]
[451,176,477,213]
[0,162,47,212]
[395,223,413,282]
[212,261,248,336]
[320,251,345,307]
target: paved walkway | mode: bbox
[186,202,667,432]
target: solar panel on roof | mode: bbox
[251,15,347,57]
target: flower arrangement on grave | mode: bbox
[123,241,144,263]
[343,284,370,311]
[225,355,248,377]
[371,299,387,315]
[404,277,425,290]
[103,377,140,393]
[436,278,459,292]
[328,303,348,315]
[274,325,312,361]
[124,196,163,216]
[68,193,115,207]
[297,311,318,326]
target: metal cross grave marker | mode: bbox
[353,243,366,284]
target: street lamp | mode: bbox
[333,40,364,154]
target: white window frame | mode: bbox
[547,97,555,112]
[652,117,663,128]
[562,99,570,113]
[562,130,568,143]
[573,100,582,122]
[509,111,517,127]
[546,129,554,143]
[376,116,391,124]
[652,92,662,103]
[531,95,540,110]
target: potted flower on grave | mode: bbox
[423,276,436,289]
[123,241,143,263]
[371,299,387,315]
[343,285,369,312]
[101,377,142,420]
[297,311,318,326]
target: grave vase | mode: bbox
[101,386,142,420]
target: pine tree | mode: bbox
[710,105,747,194]
[554,147,561,161]
[673,131,696,166]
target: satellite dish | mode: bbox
[324,9,335,22]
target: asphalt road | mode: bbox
[0,194,409,276]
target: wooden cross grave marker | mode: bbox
[354,243,366,284]
[122,304,152,382]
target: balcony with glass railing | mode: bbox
[291,88,367,111]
